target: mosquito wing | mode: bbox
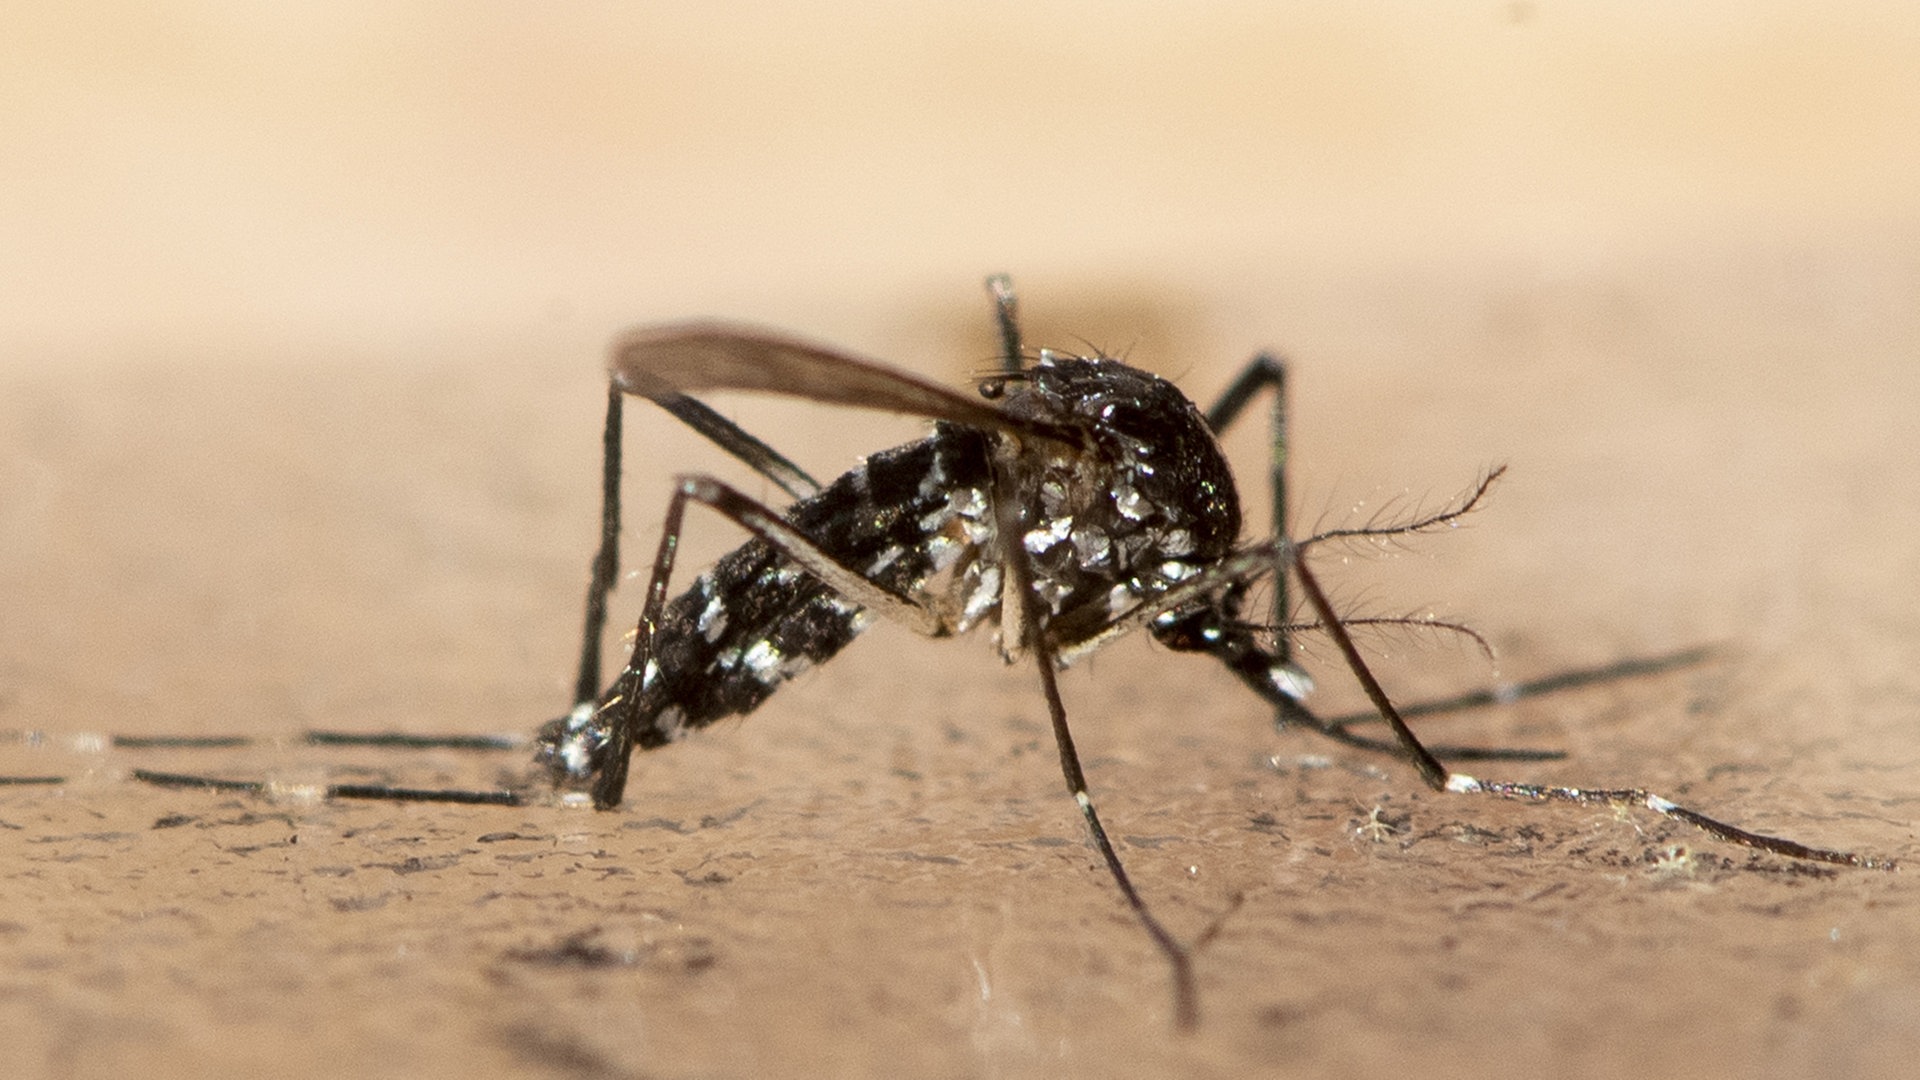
[609,322,1078,444]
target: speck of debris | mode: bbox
[1245,812,1288,837]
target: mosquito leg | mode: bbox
[1203,353,1291,671]
[669,478,948,636]
[991,465,1198,1030]
[114,732,527,803]
[1203,353,1289,554]
[131,770,266,796]
[326,783,523,806]
[1207,355,1324,748]
[18,390,622,803]
[1214,381,1667,759]
[1091,415,1547,762]
[1291,468,1705,749]
[573,382,626,709]
[589,472,955,810]
[4,727,524,769]
[163,375,824,794]
[111,734,252,749]
[588,465,687,811]
[1035,617,1200,1029]
[1,725,532,800]
[985,275,1195,1021]
[131,768,524,806]
[653,393,821,500]
[986,274,1024,374]
[302,731,527,751]
[1289,553,1885,869]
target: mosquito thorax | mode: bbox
[992,354,1241,642]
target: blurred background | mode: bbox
[8,3,1915,357]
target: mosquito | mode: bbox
[3,276,1885,1029]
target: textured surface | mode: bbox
[6,6,1920,1079]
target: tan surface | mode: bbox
[5,6,1920,1079]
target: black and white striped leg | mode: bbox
[989,464,1201,1031]
[590,472,951,810]
[573,383,626,708]
[1287,552,1885,869]
[571,377,827,716]
[1202,360,1562,761]
[982,274,1197,1024]
[1203,351,1291,671]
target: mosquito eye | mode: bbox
[978,379,1006,400]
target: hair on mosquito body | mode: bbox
[10,274,1891,1032]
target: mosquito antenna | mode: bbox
[1299,466,1505,553]
[1248,614,1498,667]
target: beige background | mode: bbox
[4,5,1920,1078]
